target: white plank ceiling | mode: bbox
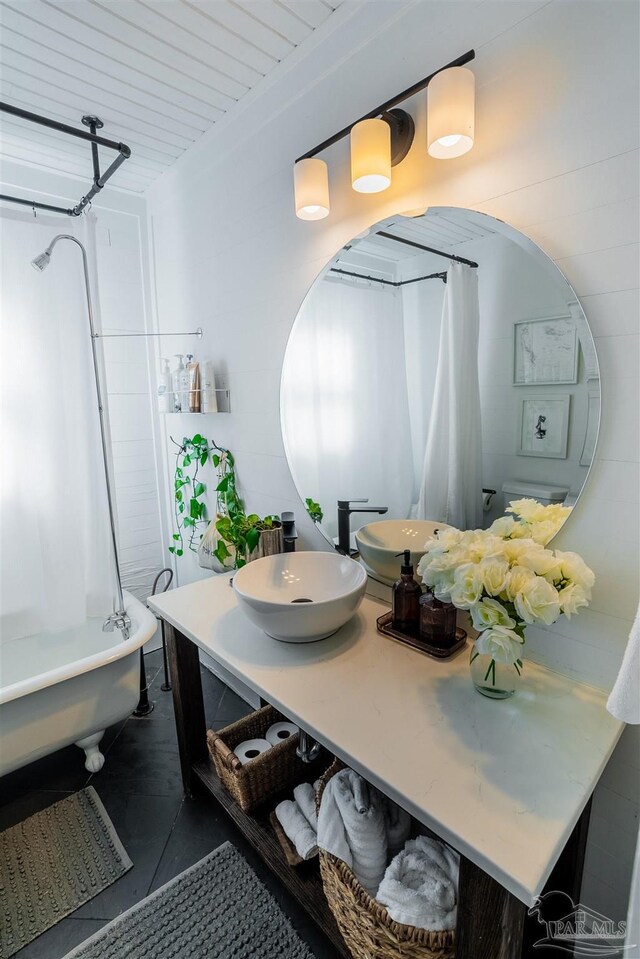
[0,0,342,194]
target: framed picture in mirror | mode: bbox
[513,316,578,385]
[517,394,570,459]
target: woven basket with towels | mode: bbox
[316,758,456,959]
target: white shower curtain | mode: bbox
[412,262,483,530]
[282,276,414,540]
[0,211,116,641]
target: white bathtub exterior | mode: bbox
[0,592,157,776]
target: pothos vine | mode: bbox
[168,433,223,556]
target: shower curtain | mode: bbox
[281,276,414,540]
[412,262,483,530]
[0,211,116,641]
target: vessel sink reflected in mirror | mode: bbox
[232,551,367,643]
[356,519,447,584]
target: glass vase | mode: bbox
[469,647,522,699]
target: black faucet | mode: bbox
[281,511,298,553]
[337,499,388,556]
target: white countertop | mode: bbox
[149,573,623,906]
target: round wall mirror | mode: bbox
[281,208,600,574]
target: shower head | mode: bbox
[30,235,72,273]
[31,250,51,272]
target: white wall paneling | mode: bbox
[147,0,639,924]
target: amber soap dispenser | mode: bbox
[392,550,422,633]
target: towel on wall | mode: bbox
[607,603,640,724]
[317,768,387,896]
[275,799,318,861]
[377,836,460,931]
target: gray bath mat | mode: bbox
[64,842,314,959]
[0,787,132,959]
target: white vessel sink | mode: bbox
[355,519,447,584]
[232,551,367,643]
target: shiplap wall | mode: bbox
[148,0,639,924]
[0,160,167,618]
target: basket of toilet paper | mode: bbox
[315,758,457,959]
[206,704,324,813]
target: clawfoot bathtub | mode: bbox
[0,592,157,776]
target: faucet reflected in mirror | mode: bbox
[337,499,388,556]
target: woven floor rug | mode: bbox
[64,842,314,959]
[0,786,132,959]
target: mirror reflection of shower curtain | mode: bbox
[412,262,483,529]
[281,277,414,540]
[0,212,116,641]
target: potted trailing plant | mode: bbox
[168,435,280,570]
[417,499,595,699]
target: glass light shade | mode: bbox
[427,67,475,159]
[351,118,391,193]
[294,158,330,220]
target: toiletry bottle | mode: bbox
[201,360,218,413]
[392,550,422,633]
[179,354,190,412]
[172,355,185,412]
[419,590,458,649]
[186,354,200,413]
[157,358,172,414]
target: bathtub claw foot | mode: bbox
[75,731,106,773]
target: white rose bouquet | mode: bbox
[417,500,594,691]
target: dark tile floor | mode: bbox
[1,649,335,959]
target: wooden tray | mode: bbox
[376,611,467,659]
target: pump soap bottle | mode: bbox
[172,355,185,412]
[392,550,422,634]
[157,358,172,413]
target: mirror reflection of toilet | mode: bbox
[501,480,570,512]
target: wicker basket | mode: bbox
[316,760,456,959]
[207,704,322,813]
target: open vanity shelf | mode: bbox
[192,757,349,956]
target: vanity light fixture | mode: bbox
[294,157,330,220]
[351,118,391,193]
[427,66,475,159]
[293,50,475,220]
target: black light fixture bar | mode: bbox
[295,49,475,163]
[377,230,479,268]
[0,102,131,217]
[329,267,447,286]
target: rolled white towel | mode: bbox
[317,768,387,896]
[377,836,459,931]
[383,798,412,859]
[293,782,318,831]
[275,799,317,861]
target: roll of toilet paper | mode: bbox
[265,722,298,746]
[234,738,272,765]
[482,490,495,512]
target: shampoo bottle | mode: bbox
[392,550,422,633]
[157,358,172,413]
[172,355,185,412]
[201,360,218,413]
[186,354,200,412]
